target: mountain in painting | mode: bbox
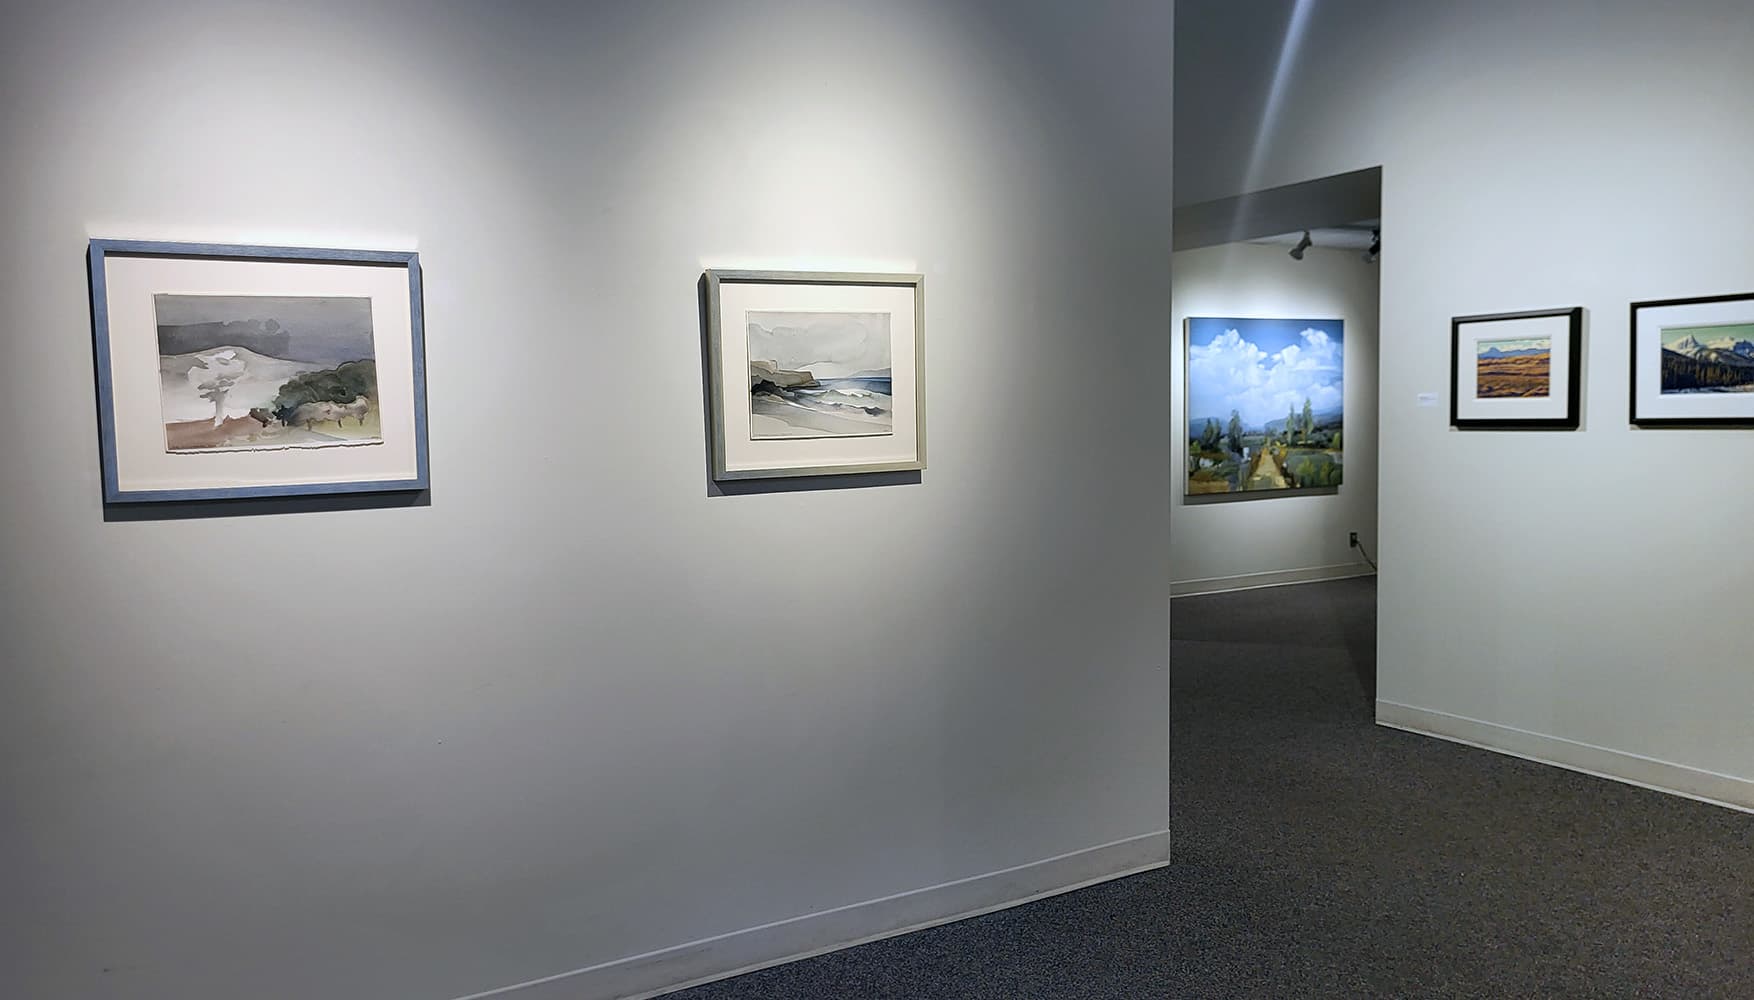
[1668,334,1710,358]
[1668,335,1754,365]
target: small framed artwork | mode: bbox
[1450,307,1582,429]
[703,269,925,480]
[88,239,429,502]
[1630,292,1754,427]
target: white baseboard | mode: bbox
[1376,700,1754,814]
[453,830,1171,1000]
[1171,563,1373,597]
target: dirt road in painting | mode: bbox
[1245,449,1289,490]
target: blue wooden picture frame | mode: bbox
[88,239,430,503]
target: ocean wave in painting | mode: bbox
[748,311,895,439]
[752,378,893,438]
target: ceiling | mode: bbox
[1248,220,1380,252]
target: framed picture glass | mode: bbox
[1450,307,1582,429]
[1184,316,1344,496]
[89,239,429,502]
[1630,292,1754,427]
[704,269,925,480]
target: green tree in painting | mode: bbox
[1301,397,1315,443]
[1226,410,1243,454]
[1199,418,1221,451]
[272,360,377,423]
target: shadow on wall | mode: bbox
[1182,486,1338,507]
[103,489,431,522]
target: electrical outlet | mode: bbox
[1349,531,1359,548]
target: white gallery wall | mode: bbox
[0,3,1174,999]
[1178,0,1754,806]
[1171,241,1378,594]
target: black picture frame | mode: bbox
[1450,306,1583,430]
[1629,291,1754,428]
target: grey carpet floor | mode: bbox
[673,577,1754,999]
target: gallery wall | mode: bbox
[1171,241,1379,594]
[0,3,1175,999]
[1177,0,1754,807]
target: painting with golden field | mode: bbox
[1474,336,1551,399]
[1450,307,1581,430]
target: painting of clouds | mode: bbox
[1186,317,1344,495]
[1660,322,1754,394]
[1476,336,1552,398]
[155,294,379,452]
[748,311,893,438]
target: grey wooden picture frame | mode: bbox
[89,239,430,503]
[704,269,926,481]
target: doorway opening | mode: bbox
[1168,166,1382,701]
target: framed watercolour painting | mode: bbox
[704,269,925,480]
[88,240,429,502]
[1450,306,1582,429]
[1185,316,1344,496]
[1630,292,1754,427]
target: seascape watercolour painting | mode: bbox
[747,310,894,438]
[155,295,380,452]
[1185,316,1344,495]
[705,269,925,480]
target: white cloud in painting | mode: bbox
[1188,326,1343,427]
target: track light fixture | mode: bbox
[1363,229,1381,263]
[1288,230,1312,261]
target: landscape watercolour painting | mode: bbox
[1186,317,1343,495]
[1475,337,1552,398]
[154,294,380,452]
[1659,322,1754,393]
[747,310,894,438]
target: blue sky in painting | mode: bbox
[1187,316,1344,428]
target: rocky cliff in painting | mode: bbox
[750,359,820,390]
